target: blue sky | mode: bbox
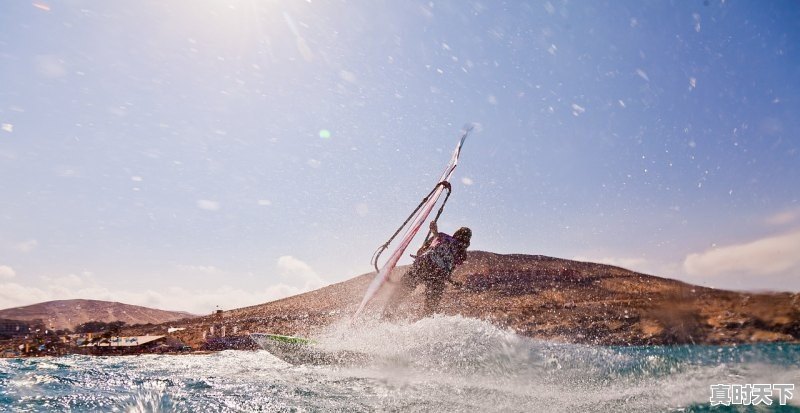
[1,1,799,313]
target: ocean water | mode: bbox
[1,316,798,412]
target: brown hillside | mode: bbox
[0,299,196,330]
[126,251,800,348]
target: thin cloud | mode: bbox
[0,278,308,315]
[177,264,219,273]
[0,282,51,308]
[684,230,800,277]
[765,208,800,226]
[16,240,39,253]
[42,273,85,287]
[0,260,328,314]
[0,265,16,279]
[277,255,326,290]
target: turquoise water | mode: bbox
[1,316,798,412]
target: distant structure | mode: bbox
[0,318,43,338]
[80,335,164,347]
[80,335,167,353]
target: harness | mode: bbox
[418,234,461,273]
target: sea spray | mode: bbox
[1,316,798,412]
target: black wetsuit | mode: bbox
[395,232,468,316]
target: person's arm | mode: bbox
[429,221,439,237]
[415,222,439,256]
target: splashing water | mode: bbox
[1,316,798,412]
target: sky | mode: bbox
[1,0,799,314]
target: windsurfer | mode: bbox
[383,218,472,318]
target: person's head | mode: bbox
[453,227,472,245]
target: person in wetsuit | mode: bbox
[384,221,472,318]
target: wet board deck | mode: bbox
[250,333,371,366]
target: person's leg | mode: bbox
[423,278,446,317]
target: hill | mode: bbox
[0,299,196,330]
[124,251,800,348]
